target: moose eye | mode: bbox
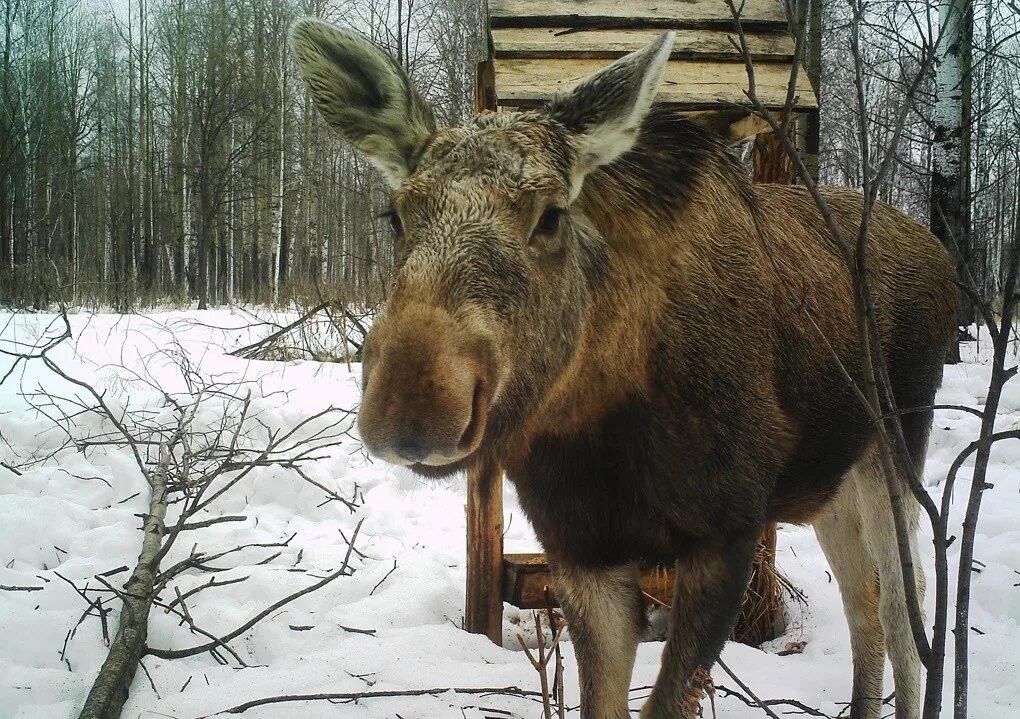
[382,209,402,235]
[534,207,564,235]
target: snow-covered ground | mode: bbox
[0,309,1017,718]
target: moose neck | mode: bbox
[578,108,752,240]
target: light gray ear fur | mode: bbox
[548,32,675,194]
[289,17,436,187]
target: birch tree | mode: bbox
[931,0,974,358]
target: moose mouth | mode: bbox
[407,380,491,478]
[409,454,474,479]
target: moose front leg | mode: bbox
[641,530,760,718]
[552,560,644,719]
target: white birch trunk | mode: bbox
[933,0,963,188]
[271,147,284,304]
[227,122,235,302]
[182,173,190,285]
[271,51,285,304]
[70,186,78,305]
[931,0,973,341]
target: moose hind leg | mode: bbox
[553,561,644,719]
[853,450,925,719]
[641,530,759,719]
[814,478,886,719]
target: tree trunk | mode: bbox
[197,170,211,310]
[931,0,974,361]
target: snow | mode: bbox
[0,309,1017,718]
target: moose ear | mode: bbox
[290,18,436,188]
[547,32,675,186]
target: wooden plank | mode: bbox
[489,0,788,30]
[492,27,794,62]
[465,458,504,643]
[504,540,787,646]
[493,57,819,110]
[752,113,794,182]
[503,553,676,609]
[475,60,497,112]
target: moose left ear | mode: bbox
[547,32,675,188]
[290,18,436,188]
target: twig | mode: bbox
[715,658,784,719]
[201,685,544,716]
[370,559,398,595]
[147,519,364,660]
[179,515,248,531]
[715,683,831,718]
[516,611,564,719]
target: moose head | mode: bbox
[291,18,676,472]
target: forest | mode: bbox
[0,0,1017,313]
[1,0,484,310]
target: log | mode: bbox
[463,66,503,646]
[503,538,786,647]
[493,57,818,110]
[464,457,504,643]
[502,554,675,609]
[491,27,794,62]
[77,445,170,719]
[489,0,788,30]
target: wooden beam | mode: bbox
[491,27,795,62]
[463,65,503,647]
[752,112,795,183]
[503,554,676,609]
[489,0,788,31]
[465,457,504,643]
[475,59,497,113]
[493,57,818,110]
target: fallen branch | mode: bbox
[146,518,364,661]
[76,443,171,719]
[8,310,367,717]
[715,683,831,718]
[228,302,368,361]
[1,584,43,592]
[229,302,332,360]
[200,685,544,716]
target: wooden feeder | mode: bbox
[466,0,819,645]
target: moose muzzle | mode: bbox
[358,303,498,468]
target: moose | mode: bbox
[291,19,957,719]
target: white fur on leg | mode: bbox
[815,477,887,719]
[814,448,924,719]
[852,450,924,719]
[554,562,643,719]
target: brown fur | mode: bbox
[290,24,957,719]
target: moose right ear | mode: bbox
[547,32,675,195]
[289,18,436,188]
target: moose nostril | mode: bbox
[458,379,486,451]
[394,437,429,463]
